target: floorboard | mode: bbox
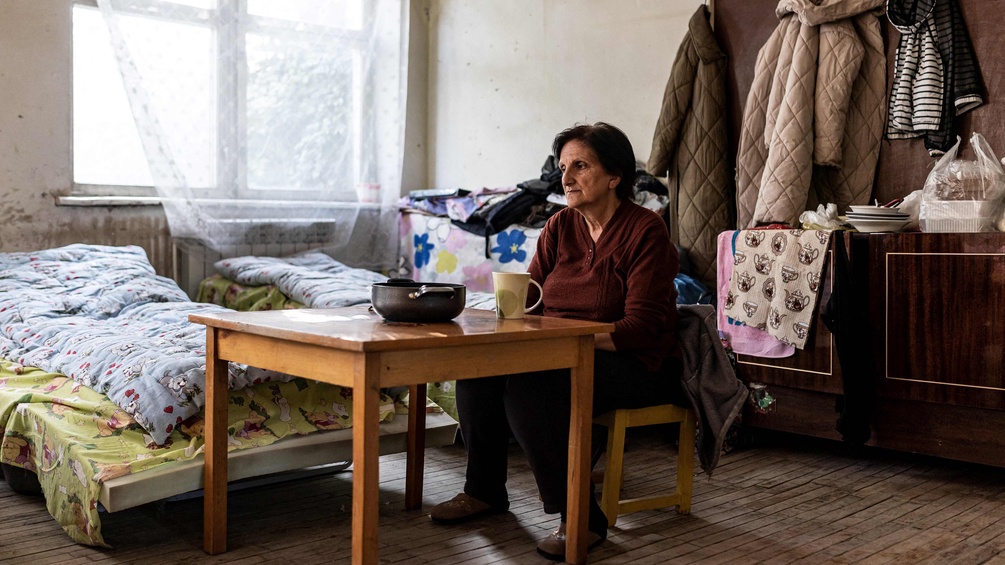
[3,429,1005,564]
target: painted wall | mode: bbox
[426,0,702,189]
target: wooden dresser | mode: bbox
[737,231,1005,468]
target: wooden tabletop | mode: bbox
[189,305,615,352]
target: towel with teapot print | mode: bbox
[723,229,832,349]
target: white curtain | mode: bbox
[96,0,407,271]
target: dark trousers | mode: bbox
[455,350,685,532]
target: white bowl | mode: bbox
[846,217,910,233]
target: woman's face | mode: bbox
[558,139,620,213]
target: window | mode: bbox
[72,0,369,201]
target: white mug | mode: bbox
[492,272,543,319]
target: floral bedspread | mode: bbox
[0,360,396,547]
[0,244,296,446]
[398,212,541,292]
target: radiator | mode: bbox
[172,238,321,300]
[171,207,398,300]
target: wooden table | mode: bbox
[189,306,614,565]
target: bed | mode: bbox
[0,244,459,547]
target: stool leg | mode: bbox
[600,411,628,527]
[676,410,695,515]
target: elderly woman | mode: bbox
[430,122,685,560]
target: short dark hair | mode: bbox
[552,122,636,201]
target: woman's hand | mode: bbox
[594,333,616,352]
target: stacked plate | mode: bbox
[844,205,910,233]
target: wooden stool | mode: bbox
[593,404,695,526]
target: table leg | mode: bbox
[352,354,381,565]
[405,383,427,510]
[565,336,594,565]
[203,330,230,554]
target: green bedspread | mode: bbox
[0,360,397,547]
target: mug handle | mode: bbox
[524,279,544,313]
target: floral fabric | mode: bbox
[0,361,396,547]
[197,274,304,311]
[212,251,387,308]
[0,244,295,446]
[398,212,541,294]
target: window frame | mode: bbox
[70,0,373,203]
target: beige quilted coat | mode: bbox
[735,0,886,228]
[647,5,729,288]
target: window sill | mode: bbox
[56,196,391,209]
[56,195,163,207]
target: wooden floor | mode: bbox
[4,427,1005,564]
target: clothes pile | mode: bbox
[399,158,671,257]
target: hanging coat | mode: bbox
[647,5,731,289]
[735,0,886,228]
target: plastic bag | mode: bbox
[897,189,923,230]
[992,159,1005,231]
[920,133,1005,232]
[799,203,843,230]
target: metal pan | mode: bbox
[370,278,466,323]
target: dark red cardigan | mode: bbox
[527,201,681,372]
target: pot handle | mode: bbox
[408,285,455,299]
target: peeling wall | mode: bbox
[0,0,173,274]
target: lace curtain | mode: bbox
[96,0,407,270]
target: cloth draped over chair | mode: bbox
[676,304,749,475]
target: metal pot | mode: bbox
[370,278,466,323]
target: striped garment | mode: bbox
[885,0,983,155]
